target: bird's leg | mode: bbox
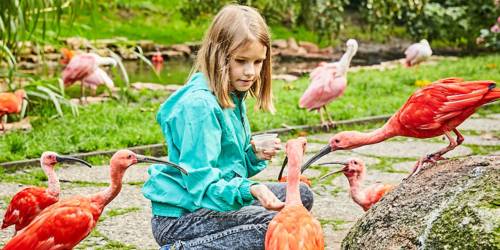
[319,108,330,131]
[323,106,335,128]
[0,115,5,133]
[80,82,85,104]
[409,131,458,178]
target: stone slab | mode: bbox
[57,163,151,184]
[458,118,500,132]
[352,141,472,158]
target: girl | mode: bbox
[142,4,314,249]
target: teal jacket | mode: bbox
[142,72,268,217]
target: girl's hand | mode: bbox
[250,184,285,211]
[251,138,281,160]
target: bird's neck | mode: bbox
[91,167,124,208]
[285,150,303,206]
[43,165,60,197]
[347,176,367,208]
[354,126,395,147]
[337,47,355,75]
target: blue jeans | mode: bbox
[152,182,314,250]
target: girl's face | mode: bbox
[229,40,267,92]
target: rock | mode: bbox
[272,39,288,49]
[299,41,319,53]
[342,155,500,249]
[170,44,191,55]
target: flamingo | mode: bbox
[3,150,188,249]
[2,152,92,234]
[404,39,432,67]
[0,89,28,132]
[300,77,500,178]
[62,52,116,101]
[152,50,164,74]
[319,159,393,211]
[299,39,358,129]
[265,137,324,250]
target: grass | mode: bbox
[1,54,499,163]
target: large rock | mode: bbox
[342,155,499,249]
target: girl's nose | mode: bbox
[243,63,255,77]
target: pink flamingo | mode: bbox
[265,137,324,250]
[299,39,358,129]
[404,39,432,67]
[300,78,500,178]
[62,52,116,101]
[319,158,394,211]
[3,150,187,249]
[2,152,92,234]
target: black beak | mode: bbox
[277,156,288,181]
[318,161,348,180]
[300,145,332,173]
[55,156,93,168]
[136,154,188,175]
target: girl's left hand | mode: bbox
[252,138,281,160]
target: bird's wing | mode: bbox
[404,44,419,66]
[62,54,96,85]
[2,187,57,230]
[3,198,96,250]
[82,67,114,89]
[300,63,343,109]
[397,80,495,130]
[0,93,20,113]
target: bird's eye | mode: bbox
[127,155,132,159]
[334,139,340,143]
[353,161,358,165]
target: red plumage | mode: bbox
[2,187,58,232]
[302,77,500,177]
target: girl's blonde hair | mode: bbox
[192,4,274,113]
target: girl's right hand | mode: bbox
[250,184,285,211]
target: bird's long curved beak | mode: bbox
[277,156,288,181]
[318,161,348,180]
[55,156,93,168]
[136,154,188,175]
[300,145,332,173]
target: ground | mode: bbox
[0,113,498,249]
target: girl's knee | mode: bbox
[299,183,314,210]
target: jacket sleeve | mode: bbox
[244,144,268,177]
[170,99,256,211]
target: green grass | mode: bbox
[1,54,499,163]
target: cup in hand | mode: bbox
[252,133,278,152]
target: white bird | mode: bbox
[404,39,432,67]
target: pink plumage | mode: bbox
[299,39,358,128]
[62,53,116,99]
[404,39,432,67]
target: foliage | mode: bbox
[359,0,427,32]
[477,17,500,49]
[179,0,349,43]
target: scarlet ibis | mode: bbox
[299,39,358,129]
[2,152,92,234]
[404,39,432,67]
[62,52,116,100]
[3,150,187,250]
[277,156,312,187]
[0,89,28,131]
[319,159,394,211]
[300,78,500,178]
[265,137,324,250]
